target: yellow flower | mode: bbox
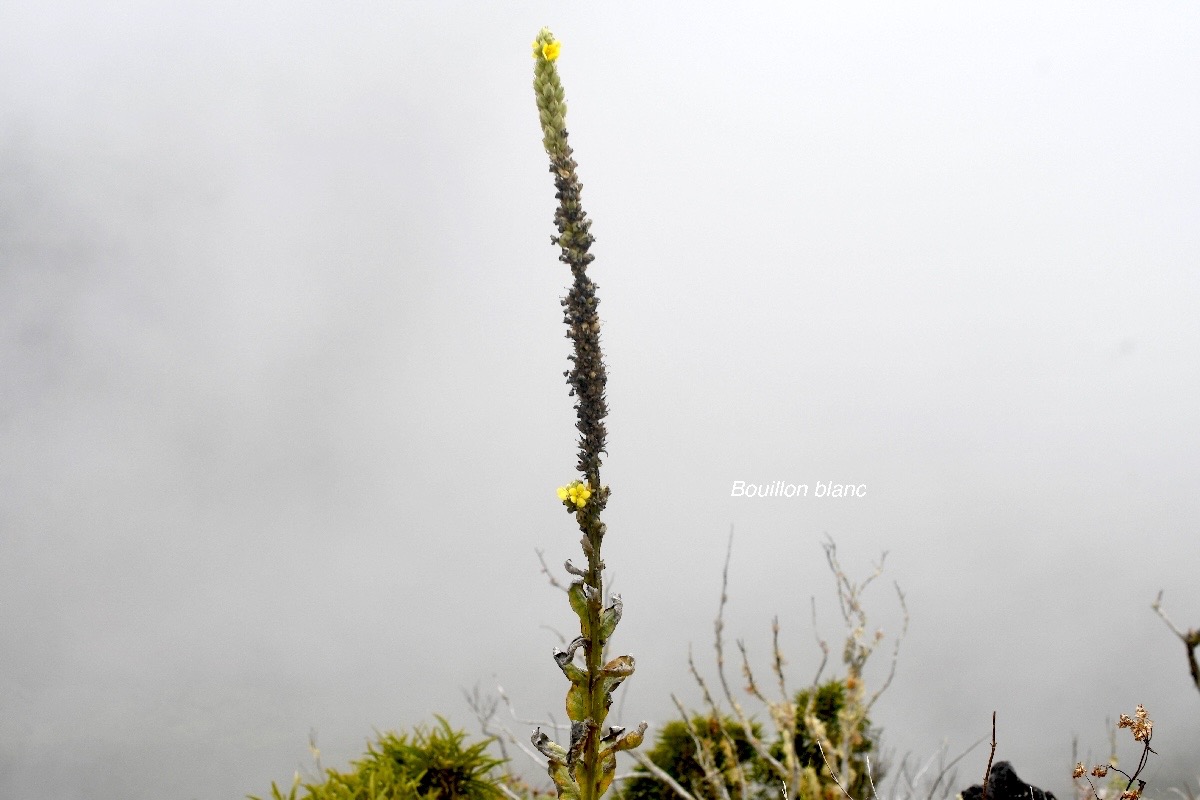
[532,36,560,62]
[556,480,591,509]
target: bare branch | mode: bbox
[817,740,855,800]
[464,683,509,764]
[1152,591,1200,696]
[465,682,563,773]
[539,623,569,646]
[713,528,736,709]
[866,582,909,714]
[704,529,790,781]
[628,749,701,800]
[685,646,752,800]
[980,712,997,800]
[737,639,769,705]
[536,548,569,592]
[496,683,571,732]
[771,616,789,701]
[687,646,723,719]
[1152,590,1190,638]
[823,539,854,625]
[810,595,830,686]
[922,735,988,800]
[862,551,888,595]
[671,694,733,800]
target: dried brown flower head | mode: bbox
[1117,705,1153,742]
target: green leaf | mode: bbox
[600,721,647,756]
[597,750,618,797]
[600,654,634,677]
[554,640,588,683]
[565,681,589,722]
[568,581,591,637]
[531,728,567,763]
[548,761,581,800]
[592,654,634,718]
[599,595,623,642]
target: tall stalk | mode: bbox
[529,27,645,800]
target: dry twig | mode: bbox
[1152,591,1200,696]
[979,712,996,800]
[628,748,701,800]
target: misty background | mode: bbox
[2,3,1198,798]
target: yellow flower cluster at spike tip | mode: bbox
[532,38,561,62]
[531,27,568,157]
[556,480,592,510]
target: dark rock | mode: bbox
[960,762,1056,800]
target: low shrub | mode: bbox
[250,718,506,800]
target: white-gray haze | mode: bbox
[2,3,1198,798]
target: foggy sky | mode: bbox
[2,3,1198,799]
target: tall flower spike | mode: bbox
[530,28,642,800]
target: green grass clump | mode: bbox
[250,718,506,800]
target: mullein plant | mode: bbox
[529,27,647,800]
